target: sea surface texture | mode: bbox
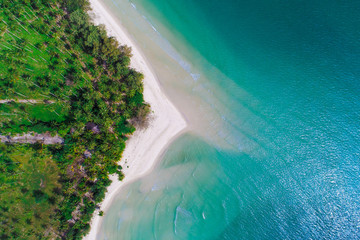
[99,0,360,239]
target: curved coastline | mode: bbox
[84,0,187,239]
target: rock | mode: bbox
[84,150,92,158]
[85,122,100,134]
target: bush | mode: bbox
[33,190,48,203]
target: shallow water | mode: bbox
[99,0,360,239]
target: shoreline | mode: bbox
[84,0,187,239]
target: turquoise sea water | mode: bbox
[99,0,360,239]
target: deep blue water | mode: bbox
[99,0,360,239]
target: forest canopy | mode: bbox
[0,0,149,239]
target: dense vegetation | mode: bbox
[0,0,149,239]
[0,144,61,239]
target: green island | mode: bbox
[0,0,149,239]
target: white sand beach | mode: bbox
[84,0,187,239]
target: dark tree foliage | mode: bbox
[0,0,150,239]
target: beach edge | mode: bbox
[84,0,187,239]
